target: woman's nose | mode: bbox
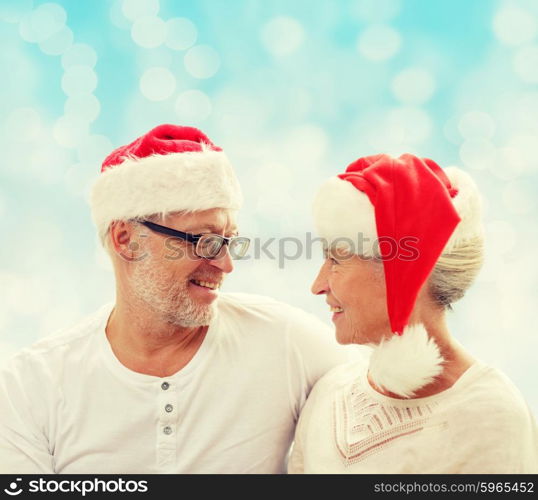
[311,262,329,295]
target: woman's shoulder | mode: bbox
[311,355,370,397]
[448,361,536,429]
[297,358,370,435]
[439,361,538,472]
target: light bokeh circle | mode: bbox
[62,43,98,69]
[391,67,436,104]
[357,24,401,61]
[184,45,220,79]
[165,17,197,50]
[61,66,98,96]
[139,67,176,101]
[175,90,212,123]
[131,16,166,48]
[260,16,305,56]
[122,0,159,22]
[493,6,537,46]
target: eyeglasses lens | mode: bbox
[196,235,225,259]
[229,238,250,259]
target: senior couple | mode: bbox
[1,124,537,474]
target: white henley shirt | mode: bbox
[0,293,351,474]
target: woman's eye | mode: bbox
[329,257,339,265]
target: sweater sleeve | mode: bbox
[0,353,55,473]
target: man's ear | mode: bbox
[109,220,131,252]
[108,220,147,262]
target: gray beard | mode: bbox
[130,260,216,328]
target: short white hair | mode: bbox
[101,212,168,256]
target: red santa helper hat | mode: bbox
[312,154,484,397]
[90,124,243,240]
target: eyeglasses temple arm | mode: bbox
[139,221,200,244]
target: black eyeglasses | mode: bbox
[139,220,250,260]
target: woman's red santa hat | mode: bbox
[90,124,243,240]
[313,154,483,397]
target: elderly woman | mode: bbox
[289,154,538,473]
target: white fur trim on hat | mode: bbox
[312,167,484,257]
[312,177,378,257]
[442,167,484,252]
[90,148,243,240]
[368,324,444,398]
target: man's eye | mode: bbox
[329,257,339,265]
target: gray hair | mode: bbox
[428,236,484,309]
[101,212,166,252]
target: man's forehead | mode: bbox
[166,209,238,233]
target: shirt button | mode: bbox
[163,426,172,435]
[165,404,173,413]
[161,382,170,390]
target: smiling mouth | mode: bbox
[329,306,343,313]
[190,279,220,290]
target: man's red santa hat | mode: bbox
[90,124,242,239]
[313,154,483,397]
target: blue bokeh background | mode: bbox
[1,0,537,415]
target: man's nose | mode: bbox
[311,262,329,295]
[207,246,234,274]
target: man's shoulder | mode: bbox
[218,292,297,310]
[217,292,324,326]
[1,303,112,371]
[216,293,342,357]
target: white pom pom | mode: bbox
[368,324,444,398]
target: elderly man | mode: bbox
[0,124,346,474]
